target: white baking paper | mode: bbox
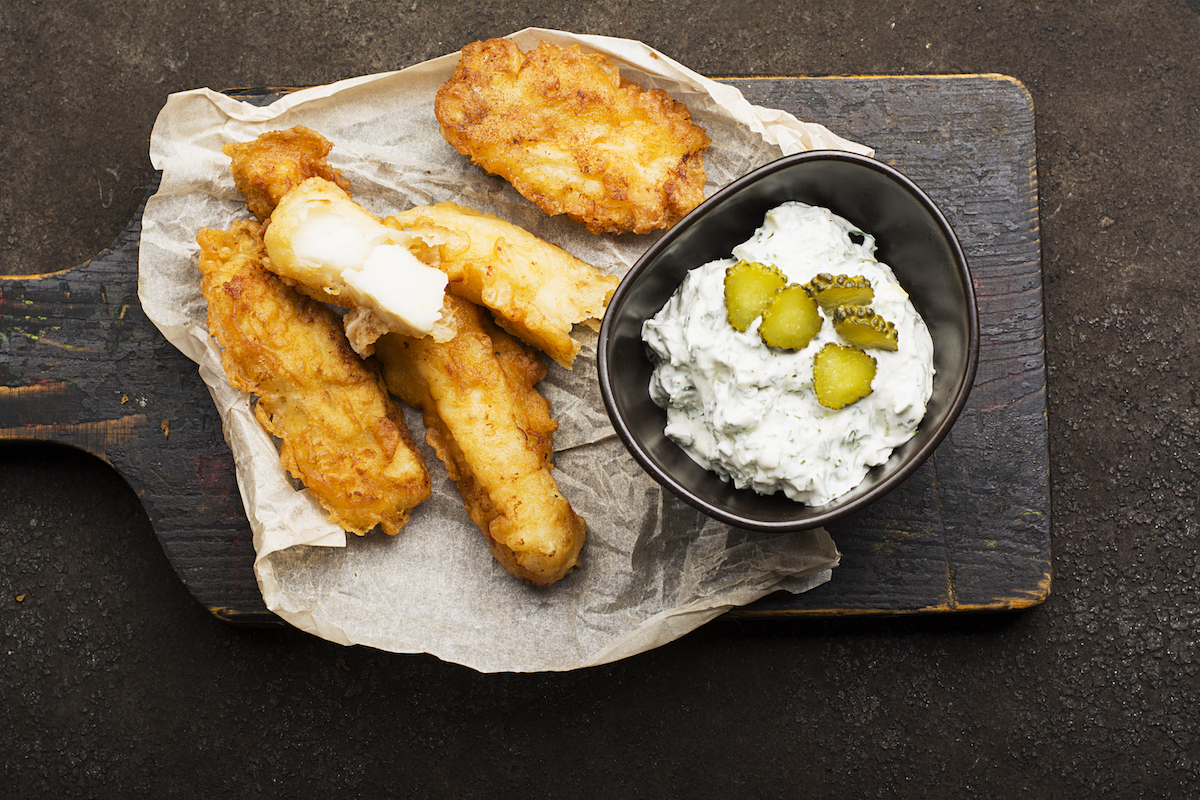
[139,29,866,673]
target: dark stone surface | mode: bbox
[2,1,1198,797]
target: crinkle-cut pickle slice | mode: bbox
[813,343,877,409]
[724,260,786,332]
[758,284,823,351]
[802,272,875,311]
[833,304,900,351]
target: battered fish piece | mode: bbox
[374,295,586,585]
[385,201,619,368]
[435,38,711,235]
[223,126,353,223]
[197,220,431,535]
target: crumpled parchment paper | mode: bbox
[139,28,869,673]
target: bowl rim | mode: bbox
[597,149,980,532]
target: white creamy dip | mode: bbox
[642,201,935,507]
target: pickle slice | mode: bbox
[832,305,899,351]
[802,273,874,312]
[758,284,823,351]
[724,260,786,332]
[813,343,877,409]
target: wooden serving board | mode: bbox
[0,76,1049,624]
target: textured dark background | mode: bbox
[3,1,1198,797]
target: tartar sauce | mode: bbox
[642,201,935,506]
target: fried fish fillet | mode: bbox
[435,38,711,235]
[223,126,353,223]
[197,220,431,535]
[385,201,619,368]
[373,294,586,585]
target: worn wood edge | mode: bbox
[732,553,1054,619]
[210,607,279,626]
[224,73,1028,92]
[1,267,81,281]
[0,201,148,283]
[717,72,1032,94]
[225,76,1037,132]
[728,575,1052,619]
[0,416,148,462]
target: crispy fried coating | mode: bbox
[223,126,352,223]
[374,295,586,585]
[197,220,431,535]
[385,201,619,368]
[434,38,711,235]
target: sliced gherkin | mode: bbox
[813,343,877,409]
[758,284,823,351]
[802,272,875,312]
[832,305,899,351]
[724,260,786,332]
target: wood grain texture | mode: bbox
[0,76,1049,624]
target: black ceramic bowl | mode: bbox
[597,150,979,532]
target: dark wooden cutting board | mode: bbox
[0,75,1049,624]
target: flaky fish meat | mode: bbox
[374,294,586,585]
[435,38,711,235]
[263,177,453,348]
[197,220,431,535]
[385,201,619,368]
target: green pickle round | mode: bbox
[802,273,875,311]
[757,284,823,350]
[813,343,877,409]
[723,260,786,332]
